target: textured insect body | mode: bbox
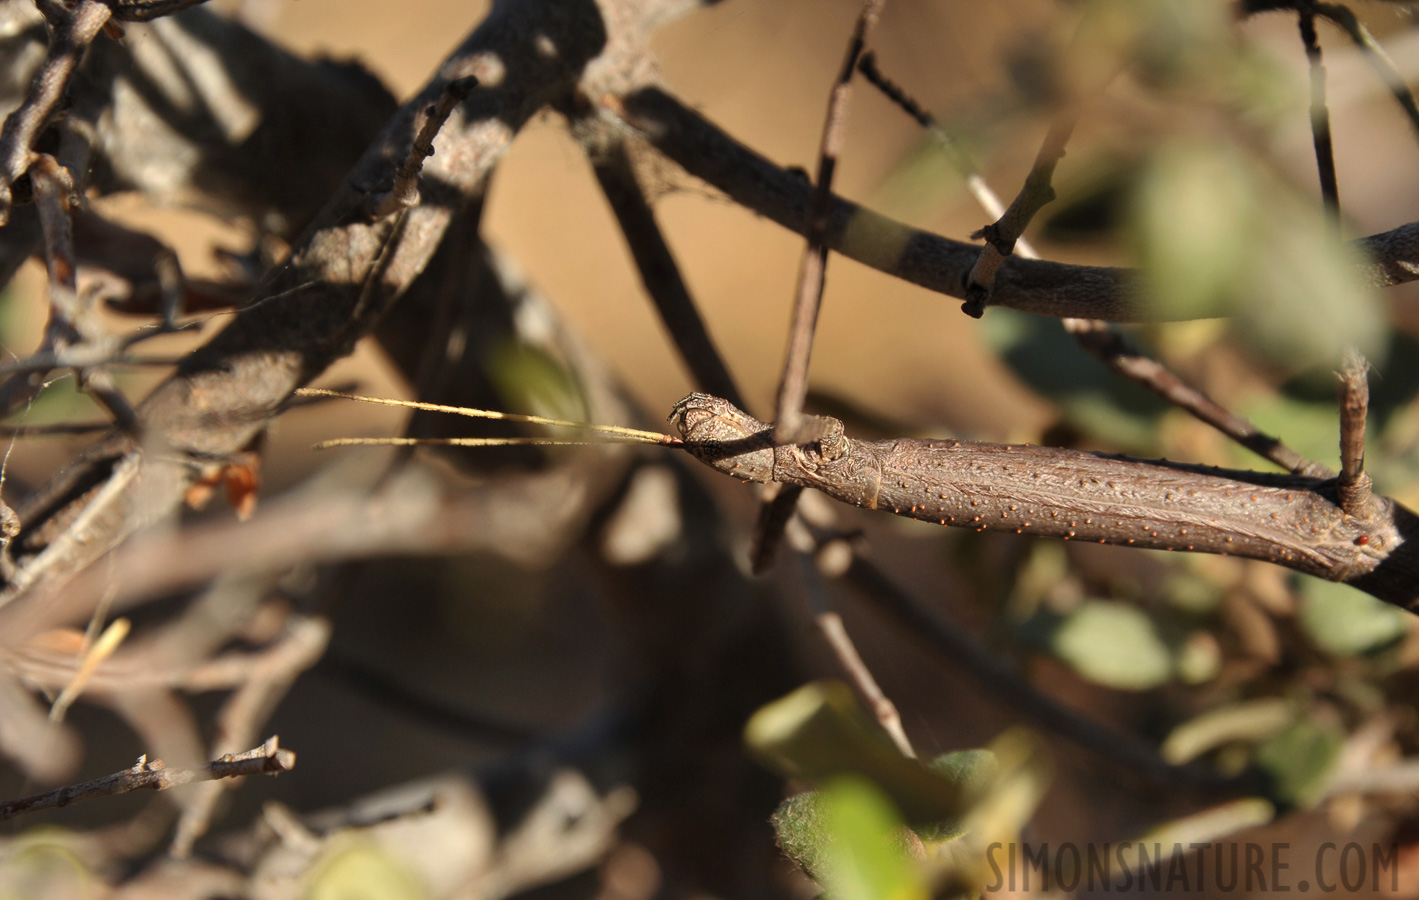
[669,393,1388,582]
[304,389,1398,588]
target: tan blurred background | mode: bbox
[202,0,1066,436]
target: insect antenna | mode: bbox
[295,388,685,450]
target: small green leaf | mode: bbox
[1232,393,1341,473]
[771,791,835,884]
[1131,141,1386,372]
[1252,720,1342,808]
[487,338,587,425]
[1050,600,1173,690]
[1298,579,1409,658]
[918,750,998,842]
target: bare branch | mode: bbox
[775,0,889,441]
[0,0,112,225]
[1,0,674,606]
[584,131,745,409]
[104,0,214,22]
[370,75,479,219]
[1063,320,1331,477]
[1314,3,1419,142]
[170,616,328,857]
[0,735,295,823]
[615,87,1419,317]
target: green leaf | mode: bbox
[744,682,975,829]
[820,777,927,900]
[1252,719,1342,808]
[487,338,588,425]
[1050,600,1173,690]
[1131,141,1386,372]
[1298,579,1409,658]
[771,791,836,884]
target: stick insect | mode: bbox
[298,388,1393,589]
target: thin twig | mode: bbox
[1314,3,1419,143]
[858,52,1005,218]
[1063,320,1331,477]
[170,616,328,857]
[753,0,888,572]
[1299,11,1341,225]
[842,554,1254,792]
[793,550,915,757]
[103,0,214,22]
[774,0,888,440]
[750,483,802,575]
[1337,349,1372,517]
[587,137,746,409]
[0,735,295,823]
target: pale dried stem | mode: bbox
[818,609,915,759]
[1337,350,1373,517]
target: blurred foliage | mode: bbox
[1298,579,1410,658]
[487,337,589,425]
[980,311,1168,453]
[1252,720,1344,808]
[306,840,428,900]
[1048,599,1176,690]
[0,832,90,900]
[1132,140,1386,371]
[756,685,1051,895]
